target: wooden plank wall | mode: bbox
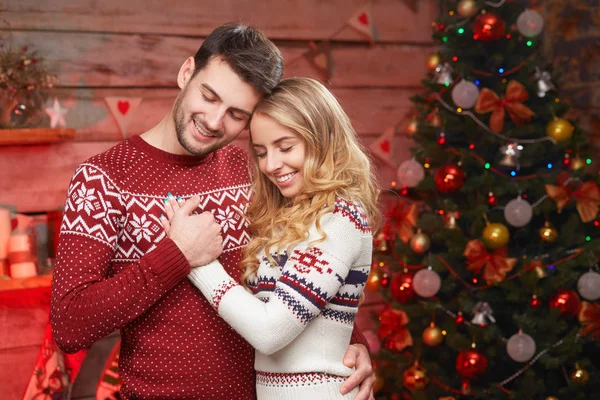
[0,2,436,399]
[0,0,437,214]
[543,1,600,148]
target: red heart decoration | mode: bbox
[117,100,130,115]
[358,12,369,26]
[380,139,390,153]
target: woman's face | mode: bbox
[250,113,307,198]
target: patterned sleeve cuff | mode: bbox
[188,260,239,311]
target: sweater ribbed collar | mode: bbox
[128,134,216,166]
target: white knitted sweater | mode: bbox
[188,198,372,400]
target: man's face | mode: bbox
[173,57,260,156]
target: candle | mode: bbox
[9,262,37,279]
[0,208,10,259]
[8,233,37,279]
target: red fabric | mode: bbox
[3,286,87,400]
[51,136,256,399]
[21,322,87,400]
[350,324,371,352]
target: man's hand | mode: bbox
[160,195,222,267]
[340,343,375,400]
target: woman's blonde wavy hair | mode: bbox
[241,77,381,286]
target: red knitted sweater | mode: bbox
[51,135,367,400]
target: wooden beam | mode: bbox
[0,134,411,213]
[1,0,438,43]
[49,87,414,142]
[0,129,76,146]
[4,31,433,88]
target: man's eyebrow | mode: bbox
[201,83,252,117]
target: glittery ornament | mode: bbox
[482,222,510,249]
[390,272,415,303]
[473,12,506,41]
[402,363,429,391]
[456,349,488,380]
[422,323,444,346]
[434,163,465,193]
[539,221,558,243]
[549,289,581,317]
[571,363,590,386]
[546,118,574,142]
[409,230,431,254]
[457,0,478,18]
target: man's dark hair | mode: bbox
[193,24,283,96]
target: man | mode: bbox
[51,24,374,400]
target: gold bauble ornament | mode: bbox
[545,397,559,400]
[402,363,429,391]
[571,364,590,386]
[539,221,558,243]
[457,0,478,18]
[365,268,384,292]
[426,53,441,71]
[482,222,510,249]
[571,156,586,171]
[546,118,574,142]
[422,324,444,346]
[410,230,431,254]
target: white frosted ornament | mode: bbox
[577,271,600,301]
[413,268,441,298]
[503,196,533,227]
[506,331,536,362]
[397,158,425,188]
[451,80,479,109]
[516,9,544,38]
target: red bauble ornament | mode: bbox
[390,272,415,303]
[473,12,506,41]
[487,191,497,206]
[456,349,488,380]
[434,163,465,193]
[530,295,542,308]
[549,289,581,317]
[381,272,390,288]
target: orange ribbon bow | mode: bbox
[579,301,600,341]
[378,307,413,352]
[464,239,517,285]
[388,202,418,243]
[545,180,600,223]
[474,80,535,132]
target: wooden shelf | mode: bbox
[0,128,76,146]
[0,274,52,291]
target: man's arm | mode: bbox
[51,164,191,353]
[341,343,375,400]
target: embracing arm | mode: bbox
[188,208,370,355]
[50,164,191,353]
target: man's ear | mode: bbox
[177,57,196,89]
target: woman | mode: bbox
[165,77,381,399]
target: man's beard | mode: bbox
[173,90,223,157]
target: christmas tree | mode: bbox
[369,1,600,399]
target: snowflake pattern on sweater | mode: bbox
[51,135,257,400]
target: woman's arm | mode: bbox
[188,207,370,355]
